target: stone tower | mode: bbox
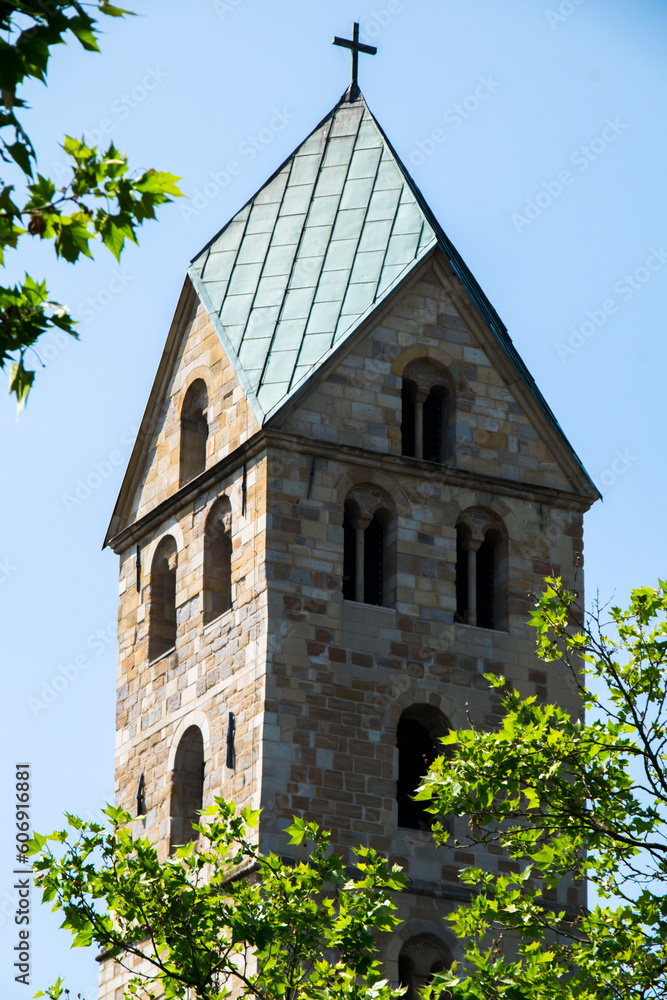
[100,87,598,999]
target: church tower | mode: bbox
[100,46,598,998]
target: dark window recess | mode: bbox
[342,509,357,601]
[401,381,416,457]
[226,712,235,769]
[181,411,208,478]
[399,935,452,1000]
[455,534,468,622]
[398,957,414,998]
[136,773,146,817]
[169,726,204,853]
[422,390,443,462]
[477,537,495,629]
[149,552,176,662]
[364,516,384,606]
[397,717,437,829]
[204,518,232,624]
[180,380,209,485]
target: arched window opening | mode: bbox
[342,493,393,607]
[400,361,454,464]
[148,536,177,662]
[401,379,417,458]
[398,934,452,1000]
[203,497,232,624]
[364,513,384,606]
[476,533,496,630]
[455,524,470,623]
[397,706,450,830]
[422,386,447,463]
[455,516,508,631]
[342,499,359,602]
[179,379,209,486]
[169,726,204,853]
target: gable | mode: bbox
[105,280,261,544]
[273,255,597,500]
[107,88,597,548]
[188,94,436,418]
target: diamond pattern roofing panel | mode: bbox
[189,94,436,418]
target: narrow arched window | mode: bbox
[455,524,470,623]
[148,536,177,661]
[342,499,358,602]
[203,497,232,624]
[401,379,417,458]
[398,934,452,1000]
[169,726,204,853]
[397,706,450,830]
[342,495,393,607]
[476,533,495,629]
[179,379,209,486]
[423,386,448,462]
[400,361,454,464]
[364,513,384,606]
[455,517,508,630]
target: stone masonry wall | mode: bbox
[128,299,261,525]
[278,262,577,493]
[102,255,592,993]
[258,260,591,968]
[113,451,268,850]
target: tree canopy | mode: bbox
[30,799,406,1000]
[30,577,667,1000]
[421,578,667,1000]
[0,1,180,408]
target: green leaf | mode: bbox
[285,817,308,845]
[134,170,182,197]
[67,17,100,53]
[8,359,34,411]
[6,140,33,177]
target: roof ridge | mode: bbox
[186,88,597,496]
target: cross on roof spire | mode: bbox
[333,22,377,101]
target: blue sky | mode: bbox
[2,0,667,994]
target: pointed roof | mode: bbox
[104,91,599,552]
[188,90,596,499]
[189,91,436,419]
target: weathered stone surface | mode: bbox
[101,255,593,997]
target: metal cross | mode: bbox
[333,22,377,99]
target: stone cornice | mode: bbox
[107,427,594,554]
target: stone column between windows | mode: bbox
[354,513,373,603]
[414,388,429,461]
[467,539,481,627]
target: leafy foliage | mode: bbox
[0,2,181,408]
[29,798,406,1000]
[419,578,667,1000]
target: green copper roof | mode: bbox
[189,93,436,417]
[187,90,597,497]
